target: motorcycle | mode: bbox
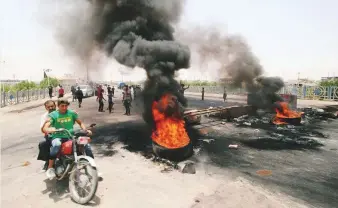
[52,124,98,205]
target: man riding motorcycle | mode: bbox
[42,99,94,180]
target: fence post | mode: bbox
[0,91,2,107]
[4,92,7,106]
[328,87,332,100]
[16,91,19,104]
[202,87,204,101]
[27,90,30,101]
[302,86,306,99]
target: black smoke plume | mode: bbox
[219,36,284,109]
[178,27,285,109]
[56,0,190,126]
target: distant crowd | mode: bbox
[46,82,211,116]
[46,84,64,99]
[67,83,142,116]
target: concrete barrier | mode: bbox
[185,105,255,124]
[211,105,255,120]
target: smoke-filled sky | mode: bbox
[0,0,338,81]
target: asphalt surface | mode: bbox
[198,115,338,208]
[1,92,337,207]
[187,94,338,208]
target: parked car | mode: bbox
[118,82,126,89]
[79,85,94,97]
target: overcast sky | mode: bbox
[0,0,337,81]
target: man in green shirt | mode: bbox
[42,99,93,180]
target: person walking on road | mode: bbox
[108,92,114,113]
[71,85,77,102]
[179,83,189,95]
[58,86,64,98]
[97,88,106,112]
[223,87,227,102]
[48,85,53,99]
[106,86,113,111]
[123,85,132,115]
[107,85,112,94]
[130,86,134,100]
[75,87,84,108]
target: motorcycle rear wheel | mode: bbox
[69,160,98,204]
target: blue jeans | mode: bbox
[50,138,94,159]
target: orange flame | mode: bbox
[151,94,190,149]
[273,102,303,125]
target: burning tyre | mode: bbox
[151,94,193,161]
[152,141,193,162]
[272,102,304,125]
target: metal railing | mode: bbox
[185,85,338,101]
[185,86,247,95]
[279,85,338,100]
[0,87,71,108]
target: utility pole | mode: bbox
[0,61,4,107]
[1,11,6,107]
[43,68,52,86]
[86,65,89,83]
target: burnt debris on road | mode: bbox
[89,99,338,208]
[196,105,338,208]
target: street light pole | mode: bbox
[44,69,52,86]
[0,61,5,106]
[86,65,89,83]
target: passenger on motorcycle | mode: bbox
[42,99,94,180]
[38,100,56,171]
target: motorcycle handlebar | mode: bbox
[54,128,66,132]
[54,124,95,137]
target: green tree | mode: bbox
[2,84,14,92]
[181,80,218,86]
[12,81,38,91]
[39,77,60,88]
[319,80,338,87]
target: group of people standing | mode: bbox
[69,83,139,115]
[47,84,65,99]
[96,84,135,115]
[96,85,115,113]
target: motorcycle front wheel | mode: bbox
[69,160,98,204]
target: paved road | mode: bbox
[1,91,336,207]
[185,94,338,208]
[1,91,248,208]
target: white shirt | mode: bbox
[130,88,134,97]
[40,112,49,130]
